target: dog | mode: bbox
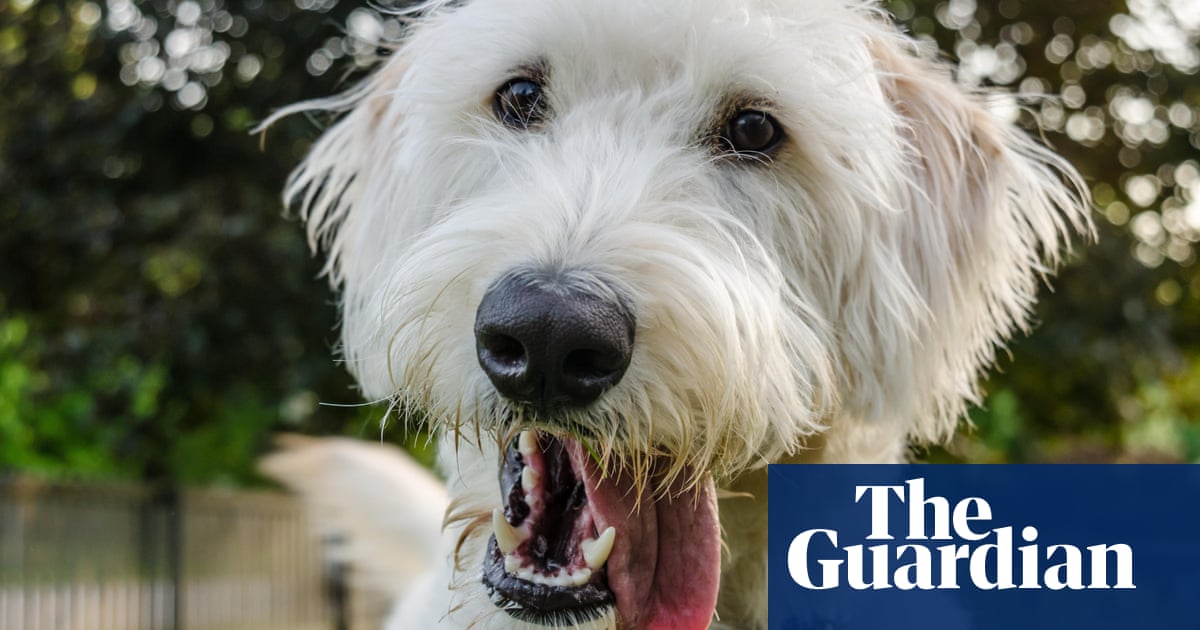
[259,0,1092,628]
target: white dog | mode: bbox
[260,1,1091,628]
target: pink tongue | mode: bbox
[566,441,720,630]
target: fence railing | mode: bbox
[0,476,388,630]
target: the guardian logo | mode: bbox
[787,478,1136,591]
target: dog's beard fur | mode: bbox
[264,0,1092,627]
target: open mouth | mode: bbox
[482,430,721,629]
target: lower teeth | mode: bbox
[496,431,616,587]
[504,559,595,588]
[581,527,616,570]
[495,526,616,581]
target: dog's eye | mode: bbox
[493,78,546,129]
[722,110,784,156]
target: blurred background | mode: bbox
[0,0,1197,628]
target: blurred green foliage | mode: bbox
[0,0,377,483]
[0,0,1197,483]
[882,0,1200,463]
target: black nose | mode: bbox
[474,272,635,409]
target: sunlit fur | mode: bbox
[264,0,1091,627]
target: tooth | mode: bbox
[504,555,521,574]
[569,568,592,586]
[521,466,539,492]
[581,526,616,569]
[518,430,537,456]
[493,508,522,555]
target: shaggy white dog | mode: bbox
[261,1,1091,628]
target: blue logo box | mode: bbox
[767,465,1200,630]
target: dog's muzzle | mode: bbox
[474,270,635,411]
[471,271,720,628]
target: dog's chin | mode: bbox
[481,430,721,629]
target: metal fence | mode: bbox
[0,476,388,630]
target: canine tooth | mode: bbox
[521,466,540,492]
[518,430,537,456]
[504,555,521,574]
[493,508,523,555]
[581,526,616,569]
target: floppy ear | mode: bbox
[862,35,1092,447]
[262,57,409,286]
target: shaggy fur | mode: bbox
[261,1,1091,628]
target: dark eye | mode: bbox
[493,78,546,129]
[722,110,784,156]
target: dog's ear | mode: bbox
[264,57,409,285]
[861,35,1092,447]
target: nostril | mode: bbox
[480,334,527,369]
[562,349,620,383]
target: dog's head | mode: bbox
[274,0,1090,626]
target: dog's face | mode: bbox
[279,0,1089,627]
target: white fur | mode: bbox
[262,1,1091,628]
